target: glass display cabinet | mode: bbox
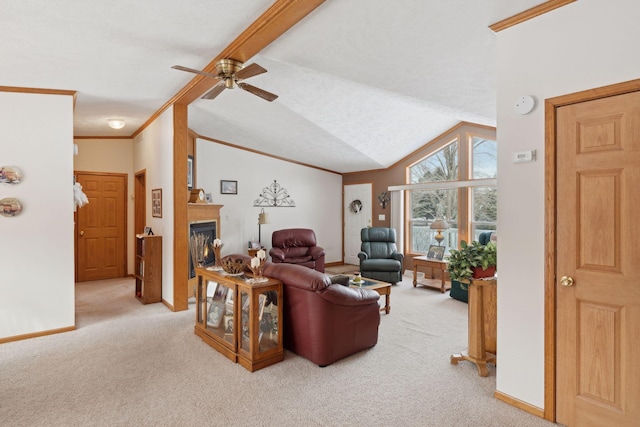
[195,267,283,372]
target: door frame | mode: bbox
[134,170,146,235]
[544,77,640,422]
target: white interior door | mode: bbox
[344,183,372,265]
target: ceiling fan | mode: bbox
[172,59,278,102]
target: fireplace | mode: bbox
[189,221,216,279]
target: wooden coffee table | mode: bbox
[413,256,450,293]
[349,276,391,314]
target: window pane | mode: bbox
[471,186,497,240]
[472,137,497,179]
[409,188,458,253]
[410,139,458,184]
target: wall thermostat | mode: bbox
[513,150,536,163]
[514,95,536,115]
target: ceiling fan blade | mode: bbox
[201,83,226,100]
[171,65,220,81]
[237,82,278,102]
[235,63,267,80]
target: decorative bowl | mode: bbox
[221,258,246,275]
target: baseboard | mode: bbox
[494,390,545,419]
[162,299,175,311]
[325,261,347,268]
[0,325,76,344]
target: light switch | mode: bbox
[378,214,385,221]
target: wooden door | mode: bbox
[76,173,127,282]
[556,91,640,426]
[343,183,372,265]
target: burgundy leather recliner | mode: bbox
[262,262,380,367]
[269,228,325,273]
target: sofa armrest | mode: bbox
[269,247,286,262]
[308,245,325,260]
[317,284,380,306]
[391,252,404,262]
[357,251,368,261]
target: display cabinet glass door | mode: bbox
[237,282,283,372]
[198,278,236,348]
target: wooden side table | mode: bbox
[413,255,450,293]
[450,278,497,376]
[248,247,265,258]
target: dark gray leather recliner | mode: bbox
[358,227,404,284]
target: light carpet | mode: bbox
[0,271,554,427]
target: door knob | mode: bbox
[80,231,85,236]
[560,276,574,287]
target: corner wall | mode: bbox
[0,91,75,339]
[133,107,175,306]
[495,0,640,408]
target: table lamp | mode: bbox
[430,218,450,246]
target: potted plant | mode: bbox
[447,240,497,282]
[447,237,497,303]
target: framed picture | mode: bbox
[426,244,445,260]
[187,156,194,190]
[220,180,237,195]
[207,301,224,328]
[151,189,162,218]
[224,315,234,334]
[205,193,213,203]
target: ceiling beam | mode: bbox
[132,0,325,137]
[174,0,325,106]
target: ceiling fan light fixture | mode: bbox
[107,118,126,129]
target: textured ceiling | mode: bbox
[0,0,544,173]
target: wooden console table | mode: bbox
[413,256,450,293]
[450,277,497,376]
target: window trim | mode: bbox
[402,130,497,255]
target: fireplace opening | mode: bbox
[189,221,216,279]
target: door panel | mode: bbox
[76,173,126,282]
[556,91,640,426]
[343,183,372,265]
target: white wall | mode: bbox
[74,138,135,275]
[133,107,175,306]
[0,91,75,339]
[196,139,343,261]
[495,0,640,408]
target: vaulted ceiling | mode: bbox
[1,0,544,173]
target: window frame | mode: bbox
[399,131,496,255]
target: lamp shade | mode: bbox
[430,219,450,230]
[258,208,270,225]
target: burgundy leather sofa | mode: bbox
[262,262,380,367]
[269,228,326,273]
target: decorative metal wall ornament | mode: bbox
[377,191,390,209]
[253,180,296,207]
[349,199,363,213]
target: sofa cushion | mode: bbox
[282,246,310,258]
